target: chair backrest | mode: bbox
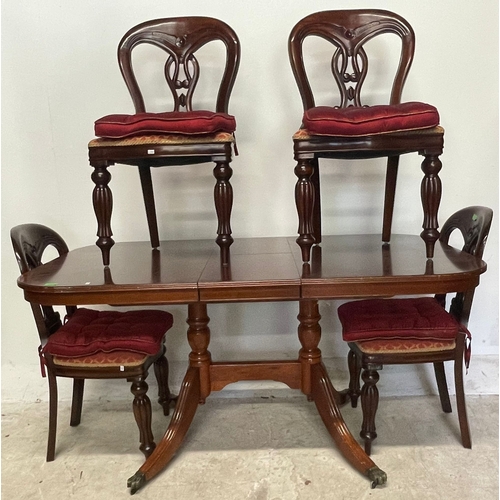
[438,206,493,325]
[288,9,415,110]
[11,224,74,343]
[118,16,240,113]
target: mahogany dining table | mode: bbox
[16,234,487,494]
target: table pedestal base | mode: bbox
[128,301,387,494]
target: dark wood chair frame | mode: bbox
[90,17,241,266]
[288,9,444,262]
[11,223,176,461]
[345,206,493,455]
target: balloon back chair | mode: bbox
[337,206,493,454]
[11,223,177,461]
[89,17,240,266]
[288,9,443,262]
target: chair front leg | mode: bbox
[420,153,442,258]
[213,161,234,266]
[360,364,381,455]
[91,160,115,266]
[130,375,155,458]
[294,158,316,262]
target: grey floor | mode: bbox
[2,390,498,500]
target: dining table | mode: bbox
[16,233,487,494]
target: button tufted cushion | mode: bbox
[94,110,236,138]
[301,102,439,137]
[43,308,173,357]
[338,297,459,342]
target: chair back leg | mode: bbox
[454,333,472,448]
[70,378,85,427]
[382,155,400,242]
[433,362,452,413]
[130,375,156,458]
[347,349,361,408]
[46,371,58,462]
[154,351,176,416]
[138,164,160,248]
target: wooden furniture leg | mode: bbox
[138,164,160,249]
[213,161,234,266]
[382,155,400,242]
[433,361,452,413]
[70,378,85,427]
[295,159,316,262]
[454,332,472,448]
[359,366,380,455]
[47,370,58,462]
[127,303,211,494]
[420,153,442,258]
[347,350,361,408]
[299,300,387,488]
[91,161,115,266]
[130,376,155,458]
[154,350,177,416]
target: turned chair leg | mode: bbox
[154,350,177,416]
[360,365,381,455]
[433,362,452,413]
[454,334,472,448]
[130,376,156,458]
[70,378,85,426]
[213,160,234,265]
[347,349,361,408]
[46,371,58,462]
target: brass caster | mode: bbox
[367,466,387,488]
[127,471,146,495]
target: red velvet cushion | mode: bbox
[94,110,236,138]
[338,297,459,342]
[43,308,173,357]
[302,102,439,137]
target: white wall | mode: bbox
[2,0,498,401]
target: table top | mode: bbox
[17,235,487,306]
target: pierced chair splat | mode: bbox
[11,223,177,461]
[288,9,444,262]
[89,17,241,266]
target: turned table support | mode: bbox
[298,299,387,488]
[128,303,211,494]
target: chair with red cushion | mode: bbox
[11,223,177,461]
[89,17,240,266]
[288,9,444,262]
[337,207,493,454]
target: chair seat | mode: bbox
[88,131,235,148]
[299,102,440,137]
[42,308,173,357]
[338,297,460,342]
[53,350,148,368]
[94,110,236,139]
[352,338,456,355]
